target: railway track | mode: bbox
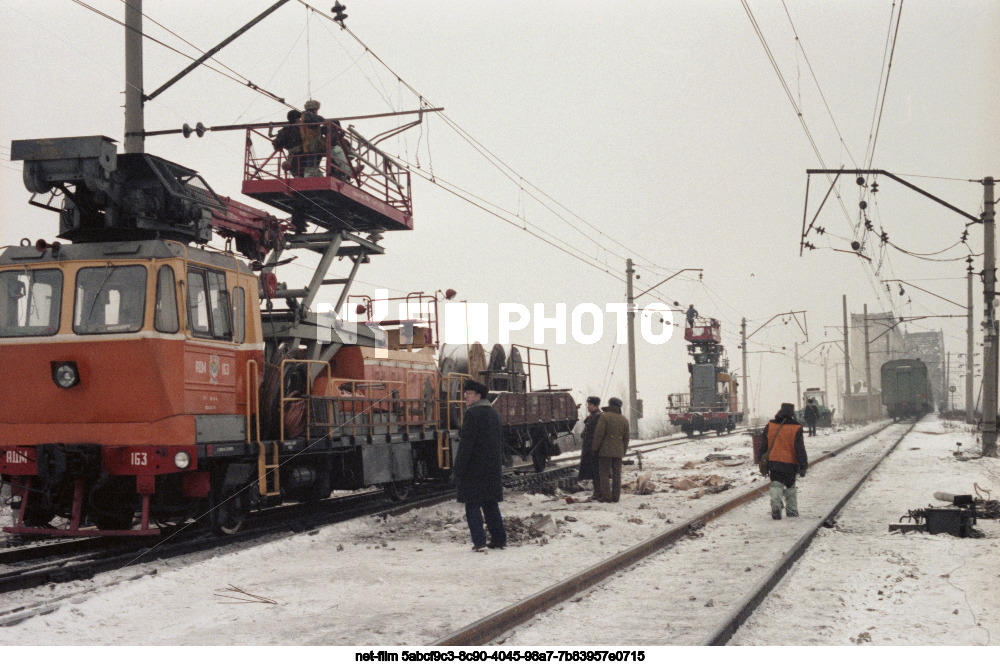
[431,419,904,645]
[0,462,580,610]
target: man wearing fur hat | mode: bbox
[453,380,507,551]
[577,397,601,492]
[760,402,808,519]
[592,397,630,502]
[299,99,327,176]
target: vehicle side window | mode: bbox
[0,269,62,337]
[186,267,233,341]
[207,271,231,340]
[232,286,245,344]
[74,265,146,334]
[154,265,179,333]
[186,269,211,336]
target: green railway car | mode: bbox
[881,359,934,421]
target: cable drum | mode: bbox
[439,342,487,382]
[488,344,506,372]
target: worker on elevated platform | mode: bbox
[272,109,303,177]
[685,304,698,327]
[299,99,352,181]
[299,100,326,177]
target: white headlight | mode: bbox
[173,451,191,469]
[53,363,79,388]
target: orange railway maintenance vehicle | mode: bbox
[667,316,742,437]
[0,127,444,537]
[0,120,577,537]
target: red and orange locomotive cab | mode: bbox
[0,240,263,536]
[0,136,265,536]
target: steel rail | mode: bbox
[0,465,578,598]
[702,420,916,645]
[431,420,894,646]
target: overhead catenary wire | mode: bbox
[71,0,293,108]
[864,0,905,171]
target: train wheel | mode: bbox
[212,490,248,535]
[301,470,332,502]
[383,480,412,501]
[89,475,137,531]
[531,445,547,473]
[21,502,56,528]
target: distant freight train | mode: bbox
[881,359,935,420]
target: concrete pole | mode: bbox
[626,258,639,435]
[124,0,144,154]
[945,351,951,412]
[835,359,841,421]
[794,341,801,410]
[823,348,829,404]
[864,303,872,421]
[843,295,851,422]
[968,267,975,423]
[741,317,749,425]
[983,176,997,457]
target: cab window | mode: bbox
[73,265,146,334]
[187,267,232,340]
[232,286,245,344]
[0,269,62,337]
[154,265,179,333]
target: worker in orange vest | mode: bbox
[760,402,808,519]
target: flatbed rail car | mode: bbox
[881,358,934,420]
[438,343,578,471]
[0,134,463,538]
[667,317,742,436]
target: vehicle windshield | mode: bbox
[0,269,63,337]
[74,265,147,334]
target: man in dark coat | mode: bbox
[592,397,630,502]
[761,402,808,520]
[577,396,601,491]
[453,380,507,551]
[803,398,819,436]
[272,109,303,176]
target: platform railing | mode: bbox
[243,121,412,216]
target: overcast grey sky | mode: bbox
[2,0,998,429]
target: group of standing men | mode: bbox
[451,381,631,552]
[453,377,811,550]
[577,396,630,502]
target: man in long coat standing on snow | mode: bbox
[592,397,630,502]
[453,380,507,551]
[577,396,601,491]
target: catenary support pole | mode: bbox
[983,177,997,457]
[968,266,975,423]
[742,318,749,425]
[794,341,801,410]
[626,259,639,435]
[843,295,851,423]
[124,0,144,153]
[864,304,872,421]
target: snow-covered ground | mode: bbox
[0,417,994,646]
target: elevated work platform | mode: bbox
[685,317,722,344]
[242,121,413,233]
